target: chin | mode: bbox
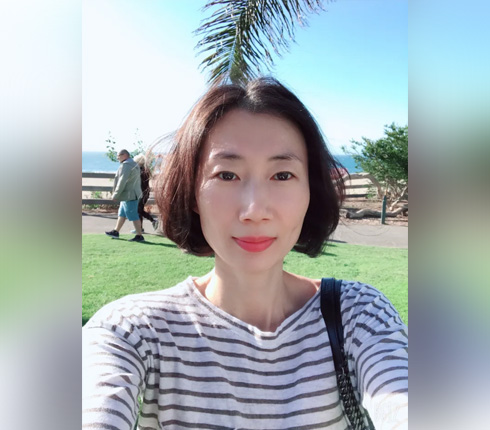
[230,251,289,273]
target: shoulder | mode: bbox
[339,280,398,316]
[84,277,195,330]
[122,159,137,169]
[119,161,130,171]
[340,280,384,303]
[284,272,320,304]
[338,279,407,343]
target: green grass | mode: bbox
[82,234,407,325]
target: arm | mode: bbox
[82,326,145,430]
[342,282,408,430]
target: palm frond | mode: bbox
[194,0,329,85]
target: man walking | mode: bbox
[105,149,145,242]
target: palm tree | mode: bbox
[194,0,330,85]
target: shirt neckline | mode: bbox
[184,276,321,343]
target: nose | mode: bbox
[238,181,272,223]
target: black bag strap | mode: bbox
[320,277,344,373]
[320,277,376,430]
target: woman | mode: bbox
[83,78,408,429]
[133,154,158,233]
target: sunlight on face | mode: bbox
[195,109,310,273]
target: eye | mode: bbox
[218,171,238,181]
[273,171,293,181]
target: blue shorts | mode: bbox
[118,200,139,221]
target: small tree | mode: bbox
[343,123,408,209]
[105,132,118,163]
[105,129,156,172]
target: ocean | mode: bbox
[82,152,360,173]
[82,152,121,173]
[332,154,360,173]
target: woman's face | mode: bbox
[195,109,310,273]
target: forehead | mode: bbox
[201,109,307,161]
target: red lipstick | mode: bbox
[233,236,276,253]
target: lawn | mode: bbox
[82,234,408,325]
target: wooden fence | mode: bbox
[82,172,156,206]
[82,171,374,206]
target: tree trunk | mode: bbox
[343,204,408,219]
[388,186,408,211]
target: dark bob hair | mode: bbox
[155,77,345,257]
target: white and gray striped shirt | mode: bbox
[83,277,408,429]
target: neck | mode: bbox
[195,263,317,332]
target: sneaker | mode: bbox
[152,219,159,231]
[129,235,145,242]
[130,229,144,234]
[105,229,119,239]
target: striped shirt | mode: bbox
[83,277,408,430]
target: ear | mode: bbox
[192,195,199,214]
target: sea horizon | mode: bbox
[82,151,360,173]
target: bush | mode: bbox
[343,123,408,208]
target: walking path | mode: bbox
[82,212,408,248]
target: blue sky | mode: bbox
[83,0,407,154]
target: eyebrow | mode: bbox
[210,151,303,162]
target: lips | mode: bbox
[233,236,276,253]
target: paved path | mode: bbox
[331,223,407,248]
[82,212,408,248]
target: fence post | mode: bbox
[381,195,387,224]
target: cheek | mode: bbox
[280,186,310,221]
[196,185,230,220]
